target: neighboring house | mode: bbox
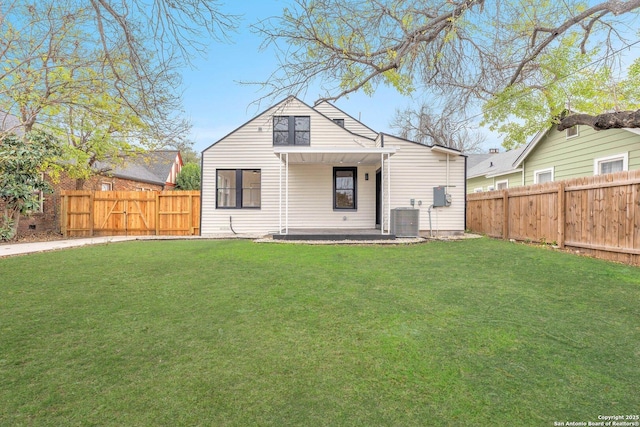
[201,96,466,237]
[1,110,185,236]
[467,147,526,193]
[17,150,183,236]
[93,150,184,191]
[467,123,640,193]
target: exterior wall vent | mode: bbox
[390,208,420,237]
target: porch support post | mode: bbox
[279,153,282,234]
[381,153,384,234]
[387,153,391,235]
[285,152,289,234]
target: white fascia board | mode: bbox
[273,146,397,155]
[486,168,523,179]
[430,145,463,156]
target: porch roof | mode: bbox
[274,146,397,165]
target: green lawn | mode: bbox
[0,238,638,426]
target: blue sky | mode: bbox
[180,0,445,153]
[180,1,640,154]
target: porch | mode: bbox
[272,228,396,241]
[274,146,397,236]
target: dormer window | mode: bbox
[273,116,310,146]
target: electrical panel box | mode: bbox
[433,186,451,207]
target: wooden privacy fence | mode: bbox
[60,190,200,237]
[467,170,640,265]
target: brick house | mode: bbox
[16,150,183,236]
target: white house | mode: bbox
[200,96,466,239]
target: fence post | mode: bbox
[155,191,160,235]
[188,192,194,235]
[502,189,509,240]
[557,182,565,248]
[60,194,68,237]
[89,192,94,237]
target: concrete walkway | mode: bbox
[0,235,258,258]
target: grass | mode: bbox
[0,238,638,426]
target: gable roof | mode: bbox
[466,153,492,170]
[95,150,181,186]
[467,146,526,179]
[513,124,640,168]
[313,100,379,138]
[202,95,376,153]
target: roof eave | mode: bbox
[485,168,523,179]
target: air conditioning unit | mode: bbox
[391,208,420,237]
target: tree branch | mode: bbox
[558,110,640,131]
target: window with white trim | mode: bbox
[473,187,483,193]
[32,172,44,213]
[487,185,495,191]
[496,180,508,190]
[534,167,554,184]
[566,126,578,139]
[594,153,628,175]
[101,182,113,191]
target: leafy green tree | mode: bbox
[254,0,640,141]
[0,0,235,186]
[175,163,201,190]
[482,36,640,149]
[0,131,62,240]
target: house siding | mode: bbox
[467,171,522,193]
[523,125,640,185]
[201,98,465,236]
[312,101,379,140]
[286,164,377,228]
[201,98,381,235]
[383,135,465,232]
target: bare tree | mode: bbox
[252,0,640,130]
[0,0,237,133]
[391,103,485,152]
[0,0,237,186]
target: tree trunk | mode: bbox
[75,178,86,190]
[1,204,22,241]
[557,109,640,131]
[10,208,21,241]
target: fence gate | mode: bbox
[60,190,200,237]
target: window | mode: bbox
[594,153,628,175]
[332,118,345,127]
[496,180,508,190]
[34,190,44,212]
[473,187,483,193]
[216,169,261,208]
[334,167,357,210]
[566,126,578,138]
[273,116,310,146]
[487,185,495,191]
[101,182,113,191]
[534,167,554,184]
[32,172,44,213]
